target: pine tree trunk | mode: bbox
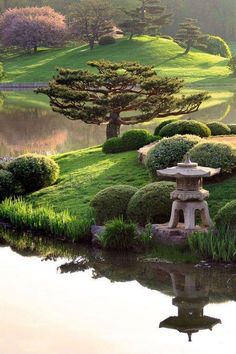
[106,112,121,140]
[184,41,191,54]
[33,46,38,53]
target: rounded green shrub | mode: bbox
[127,181,175,225]
[202,35,232,58]
[102,137,124,154]
[189,142,236,173]
[99,35,115,45]
[146,135,201,179]
[215,200,236,230]
[159,120,211,138]
[90,185,138,224]
[7,154,60,193]
[100,218,137,250]
[228,124,236,134]
[121,129,153,150]
[0,170,15,201]
[207,122,231,136]
[154,119,177,136]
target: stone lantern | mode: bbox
[157,154,220,230]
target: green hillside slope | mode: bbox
[3,36,231,87]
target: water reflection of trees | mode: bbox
[0,108,106,156]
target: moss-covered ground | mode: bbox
[26,146,236,221]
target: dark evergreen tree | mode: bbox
[37,61,208,140]
[121,0,172,39]
[175,18,203,54]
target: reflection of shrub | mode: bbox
[90,185,138,224]
[100,218,136,250]
[99,35,115,45]
[215,200,236,231]
[228,124,236,134]
[0,170,15,201]
[159,120,211,138]
[8,154,59,193]
[127,182,175,225]
[154,119,177,136]
[189,142,236,173]
[103,129,156,154]
[146,135,201,179]
[207,122,231,136]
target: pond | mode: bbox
[0,236,235,354]
[0,90,236,156]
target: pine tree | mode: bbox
[37,61,208,140]
[175,18,203,54]
[121,0,172,39]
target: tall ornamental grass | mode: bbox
[188,227,236,262]
[0,198,92,242]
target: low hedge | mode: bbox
[215,200,236,230]
[127,181,175,225]
[146,135,201,179]
[7,154,59,193]
[207,122,231,136]
[90,185,138,224]
[154,119,177,136]
[159,120,211,138]
[0,170,15,201]
[103,129,157,154]
[228,124,236,134]
[189,142,236,173]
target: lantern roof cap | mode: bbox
[157,153,221,178]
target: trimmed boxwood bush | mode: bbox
[207,122,231,136]
[7,154,60,193]
[228,124,236,134]
[0,170,15,201]
[189,142,236,173]
[159,120,211,138]
[90,185,138,224]
[99,35,115,45]
[127,181,175,225]
[103,129,157,154]
[154,119,177,136]
[201,35,232,58]
[146,135,201,179]
[100,218,137,250]
[121,129,154,150]
[215,200,236,230]
[102,137,124,154]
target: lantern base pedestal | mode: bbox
[152,223,209,247]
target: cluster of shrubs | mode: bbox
[196,35,232,58]
[90,182,174,227]
[0,154,59,202]
[103,129,158,154]
[98,35,116,46]
[155,120,236,137]
[146,135,236,177]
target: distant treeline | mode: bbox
[1,0,236,41]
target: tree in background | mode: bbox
[0,7,67,52]
[69,0,114,50]
[121,0,172,39]
[37,60,208,140]
[175,18,203,54]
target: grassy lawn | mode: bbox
[2,36,233,88]
[27,146,236,220]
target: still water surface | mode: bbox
[0,91,236,156]
[0,243,235,354]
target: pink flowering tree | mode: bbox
[0,6,67,52]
